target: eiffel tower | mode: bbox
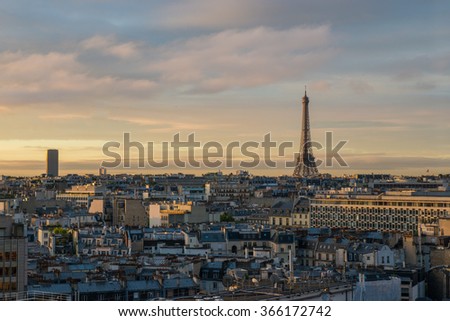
[293,89,319,178]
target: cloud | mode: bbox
[342,155,450,171]
[155,0,426,30]
[348,79,373,94]
[316,120,400,129]
[156,1,260,29]
[81,35,140,58]
[0,106,11,113]
[147,26,336,93]
[38,114,90,120]
[410,81,437,91]
[0,27,333,104]
[0,51,157,105]
[0,160,44,169]
[309,80,332,92]
[387,52,450,82]
[108,115,231,132]
[0,159,104,175]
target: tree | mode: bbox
[220,213,235,222]
[52,226,68,236]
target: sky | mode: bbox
[0,0,449,177]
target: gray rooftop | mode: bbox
[29,283,72,294]
[127,280,160,292]
[163,278,197,289]
[77,281,122,293]
[200,231,225,242]
[271,200,293,210]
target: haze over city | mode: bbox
[1,0,449,176]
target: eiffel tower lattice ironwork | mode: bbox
[293,89,319,178]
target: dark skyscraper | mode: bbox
[293,90,319,178]
[47,149,59,177]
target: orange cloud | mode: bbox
[0,51,157,103]
[81,35,140,59]
[147,26,336,93]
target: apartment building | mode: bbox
[311,191,450,233]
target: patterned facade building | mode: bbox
[310,191,450,233]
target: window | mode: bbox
[387,256,390,264]
[0,282,17,291]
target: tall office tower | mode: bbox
[0,216,27,299]
[293,90,319,178]
[99,167,107,176]
[47,149,59,177]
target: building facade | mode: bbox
[0,216,27,298]
[113,198,148,227]
[310,191,450,233]
[56,184,107,208]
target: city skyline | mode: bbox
[1,1,450,176]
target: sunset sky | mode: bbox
[1,0,449,176]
